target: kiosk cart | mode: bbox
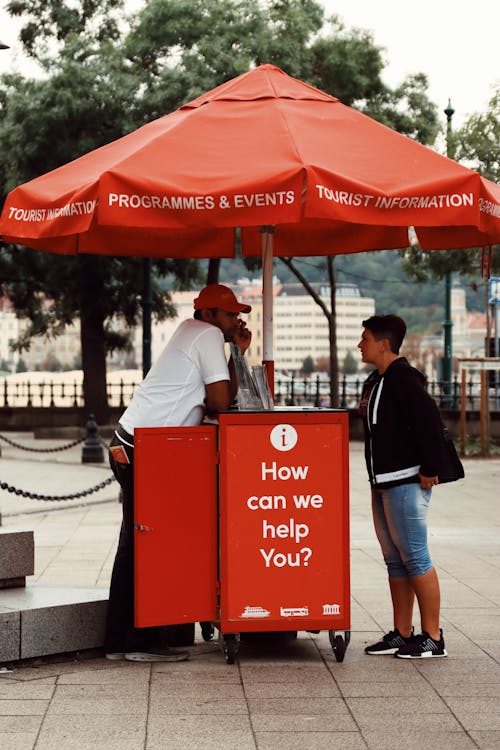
[133,408,350,664]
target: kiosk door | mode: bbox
[134,425,218,627]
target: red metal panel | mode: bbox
[219,411,350,633]
[134,426,218,627]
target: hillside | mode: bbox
[218,249,486,335]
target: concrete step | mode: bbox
[0,584,107,662]
[0,529,34,586]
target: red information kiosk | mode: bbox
[134,408,350,663]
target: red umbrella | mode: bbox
[1,64,499,368]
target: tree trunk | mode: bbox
[79,256,109,425]
[206,258,221,285]
[279,256,340,408]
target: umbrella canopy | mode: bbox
[1,64,499,257]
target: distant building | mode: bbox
[18,319,81,371]
[420,283,488,379]
[128,280,375,373]
[0,297,19,371]
[273,282,375,372]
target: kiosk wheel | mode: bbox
[221,634,239,664]
[329,630,350,662]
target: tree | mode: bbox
[302,355,314,375]
[0,3,203,422]
[400,88,500,299]
[281,255,339,406]
[452,86,499,182]
[343,350,358,375]
[40,351,62,371]
[1,0,441,416]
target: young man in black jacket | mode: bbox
[358,314,447,658]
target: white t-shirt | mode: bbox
[119,319,230,433]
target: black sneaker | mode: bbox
[395,629,448,659]
[365,628,414,655]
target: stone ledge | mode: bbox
[0,584,107,663]
[0,529,34,582]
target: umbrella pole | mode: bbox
[261,226,275,397]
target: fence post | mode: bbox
[452,375,459,410]
[340,374,347,408]
[81,414,105,464]
[314,375,321,407]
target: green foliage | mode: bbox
[6,0,125,63]
[399,89,500,283]
[342,350,358,375]
[363,73,439,145]
[0,246,201,351]
[453,86,499,182]
[0,0,458,413]
[302,355,314,375]
[309,18,386,106]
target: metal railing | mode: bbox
[274,373,493,411]
[0,378,139,409]
[0,372,494,411]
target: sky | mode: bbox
[0,0,498,129]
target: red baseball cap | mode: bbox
[193,284,251,313]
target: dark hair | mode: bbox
[362,314,406,354]
[194,307,218,320]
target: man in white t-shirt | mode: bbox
[105,284,252,662]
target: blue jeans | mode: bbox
[371,482,433,579]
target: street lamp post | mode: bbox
[442,99,455,407]
[141,258,152,377]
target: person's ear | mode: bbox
[200,308,212,323]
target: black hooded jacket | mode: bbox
[359,357,443,488]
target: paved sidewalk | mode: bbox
[0,435,499,750]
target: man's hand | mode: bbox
[233,319,252,354]
[418,473,439,489]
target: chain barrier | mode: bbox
[0,473,116,501]
[0,433,85,452]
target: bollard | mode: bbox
[81,414,105,463]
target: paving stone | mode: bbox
[247,696,351,716]
[0,699,48,716]
[36,715,146,750]
[0,677,55,699]
[0,733,38,750]
[148,715,252,733]
[0,716,43,732]
[255,732,366,750]
[250,713,357,732]
[469,731,500,749]
[443,697,500,731]
[146,730,257,750]
[338,680,437,698]
[148,694,248,715]
[46,694,148,716]
[244,681,341,698]
[361,730,477,750]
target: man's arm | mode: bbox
[204,318,252,416]
[399,371,442,486]
[205,379,232,413]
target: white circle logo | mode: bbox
[270,424,298,452]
